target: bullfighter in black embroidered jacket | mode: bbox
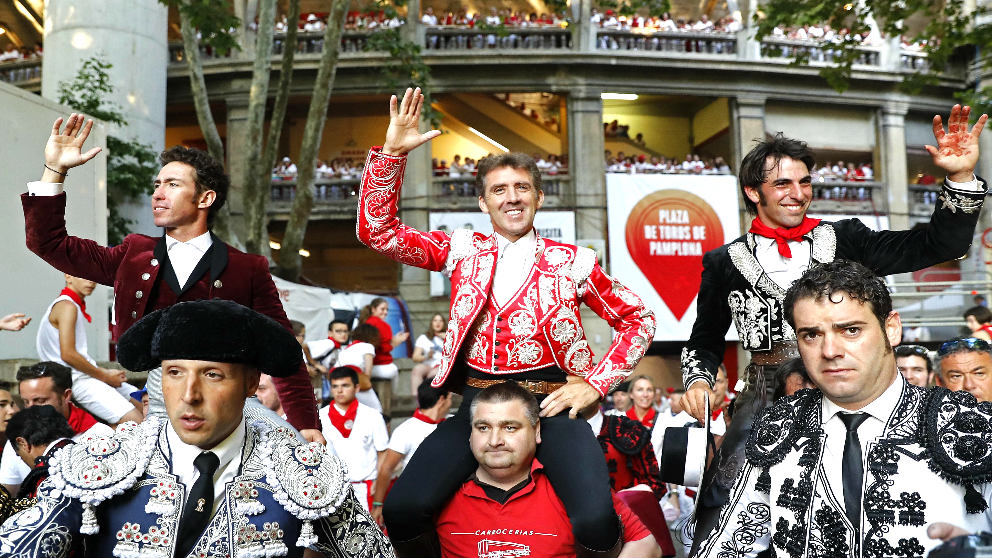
[695,260,992,558]
[680,104,989,550]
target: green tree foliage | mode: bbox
[754,0,982,103]
[57,57,159,245]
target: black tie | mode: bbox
[175,451,219,558]
[839,413,869,530]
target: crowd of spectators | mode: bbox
[495,94,561,132]
[0,43,42,64]
[592,11,742,34]
[606,151,732,175]
[421,7,568,28]
[814,160,874,182]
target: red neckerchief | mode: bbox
[713,396,730,421]
[626,406,656,427]
[328,399,359,438]
[60,288,92,323]
[412,409,443,424]
[748,217,821,258]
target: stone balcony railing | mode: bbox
[0,57,41,88]
[158,22,947,79]
[808,180,886,214]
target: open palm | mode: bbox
[382,87,441,156]
[926,104,988,181]
[45,113,102,171]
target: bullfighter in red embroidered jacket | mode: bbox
[20,114,322,443]
[357,88,655,557]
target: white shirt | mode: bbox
[492,229,537,307]
[414,334,444,368]
[166,231,213,289]
[754,176,983,289]
[37,295,97,375]
[166,418,245,516]
[386,414,442,474]
[820,372,902,513]
[335,341,375,371]
[319,402,388,482]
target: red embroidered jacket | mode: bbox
[357,148,655,396]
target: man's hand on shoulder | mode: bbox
[381,87,441,156]
[683,382,712,424]
[42,114,102,182]
[539,376,601,419]
[301,428,326,445]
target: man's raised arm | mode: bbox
[357,87,453,271]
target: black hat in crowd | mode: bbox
[116,300,303,377]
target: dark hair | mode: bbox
[329,366,359,385]
[964,305,992,325]
[772,357,812,401]
[424,313,447,339]
[359,297,388,324]
[159,145,229,225]
[16,362,72,393]
[894,345,933,373]
[416,380,448,409]
[738,132,816,214]
[290,320,306,337]
[470,381,539,426]
[783,260,891,330]
[7,405,74,452]
[329,319,350,332]
[475,153,542,197]
[350,323,381,346]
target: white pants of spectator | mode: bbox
[145,366,306,443]
[356,388,382,413]
[72,370,139,424]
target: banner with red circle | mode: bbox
[608,175,741,340]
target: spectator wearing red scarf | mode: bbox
[360,298,409,420]
[625,375,658,428]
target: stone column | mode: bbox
[397,121,434,307]
[880,102,909,231]
[224,93,251,240]
[731,94,765,232]
[573,0,596,52]
[43,0,168,235]
[567,90,605,243]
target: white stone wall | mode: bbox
[0,81,109,361]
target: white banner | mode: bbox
[272,276,335,342]
[607,174,741,341]
[428,211,576,296]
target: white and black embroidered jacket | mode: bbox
[695,380,992,558]
[0,416,394,558]
[682,180,987,389]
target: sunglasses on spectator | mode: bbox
[895,345,930,358]
[938,337,992,356]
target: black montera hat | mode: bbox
[116,300,303,377]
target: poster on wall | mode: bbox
[427,211,576,296]
[607,174,741,341]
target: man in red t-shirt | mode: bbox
[436,382,661,558]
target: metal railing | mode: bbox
[0,58,41,85]
[808,181,885,213]
[424,26,572,50]
[596,29,737,55]
[270,177,361,204]
[760,37,882,66]
[908,184,941,217]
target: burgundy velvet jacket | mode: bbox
[22,192,319,431]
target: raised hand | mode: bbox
[926,104,988,183]
[381,87,441,156]
[0,313,30,332]
[44,113,102,176]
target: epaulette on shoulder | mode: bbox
[745,388,821,468]
[47,416,161,534]
[922,388,992,513]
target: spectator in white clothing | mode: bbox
[335,323,382,411]
[370,382,452,526]
[319,366,389,512]
[36,274,142,426]
[410,313,446,394]
[303,13,326,32]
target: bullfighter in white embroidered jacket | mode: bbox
[695,261,992,558]
[679,105,988,552]
[0,300,393,558]
[356,88,655,557]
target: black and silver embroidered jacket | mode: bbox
[682,180,987,389]
[694,380,992,558]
